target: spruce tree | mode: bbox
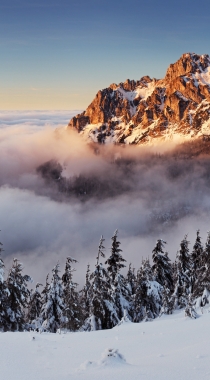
[126,263,136,295]
[133,258,162,322]
[6,258,32,331]
[41,274,50,306]
[82,236,119,330]
[0,254,6,330]
[152,240,173,291]
[191,230,203,292]
[80,264,92,321]
[176,235,191,274]
[0,242,9,331]
[198,265,210,307]
[193,231,210,303]
[172,235,191,309]
[204,231,210,265]
[62,257,83,331]
[41,263,65,333]
[105,230,126,283]
[89,236,107,330]
[133,265,147,322]
[105,230,131,321]
[159,284,173,316]
[26,283,43,329]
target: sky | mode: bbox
[1,0,210,110]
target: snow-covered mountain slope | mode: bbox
[1,309,210,380]
[68,53,210,145]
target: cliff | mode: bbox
[68,53,210,145]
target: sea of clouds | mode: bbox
[0,110,210,285]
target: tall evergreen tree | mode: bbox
[133,258,162,322]
[105,230,131,320]
[191,230,203,292]
[126,263,136,295]
[193,231,210,303]
[82,236,119,330]
[6,258,32,331]
[26,283,43,329]
[204,231,210,266]
[89,236,107,329]
[159,283,173,316]
[0,254,6,329]
[80,264,92,321]
[41,274,50,306]
[172,235,191,309]
[0,241,9,331]
[197,264,210,307]
[41,263,65,332]
[62,257,83,331]
[152,240,173,291]
[105,230,126,283]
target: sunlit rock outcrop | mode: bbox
[68,53,210,145]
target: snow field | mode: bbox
[1,309,210,380]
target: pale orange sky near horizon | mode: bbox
[0,87,94,110]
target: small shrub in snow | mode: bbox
[185,295,198,319]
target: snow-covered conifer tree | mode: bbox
[41,263,65,333]
[172,235,191,309]
[133,258,162,322]
[152,240,173,291]
[41,273,49,304]
[159,284,173,316]
[193,231,210,303]
[6,258,32,331]
[26,283,43,329]
[105,230,126,283]
[191,230,203,292]
[62,257,83,331]
[80,263,92,321]
[105,230,131,321]
[82,236,119,330]
[0,254,6,328]
[204,231,210,265]
[126,263,136,295]
[0,242,9,331]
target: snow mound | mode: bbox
[78,348,127,371]
[99,348,126,367]
[78,360,98,371]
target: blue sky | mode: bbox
[0,0,210,109]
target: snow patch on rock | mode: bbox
[117,80,156,102]
[194,66,210,86]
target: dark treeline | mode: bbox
[0,229,210,333]
[36,139,210,202]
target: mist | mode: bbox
[1,110,210,286]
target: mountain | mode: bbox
[68,53,210,145]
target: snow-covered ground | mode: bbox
[1,310,210,380]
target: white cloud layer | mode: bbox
[0,111,210,285]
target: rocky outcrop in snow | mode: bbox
[68,53,210,145]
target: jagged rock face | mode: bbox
[68,53,210,145]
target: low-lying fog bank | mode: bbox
[1,111,210,284]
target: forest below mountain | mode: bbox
[0,228,209,333]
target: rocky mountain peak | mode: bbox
[165,53,210,82]
[68,53,210,145]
